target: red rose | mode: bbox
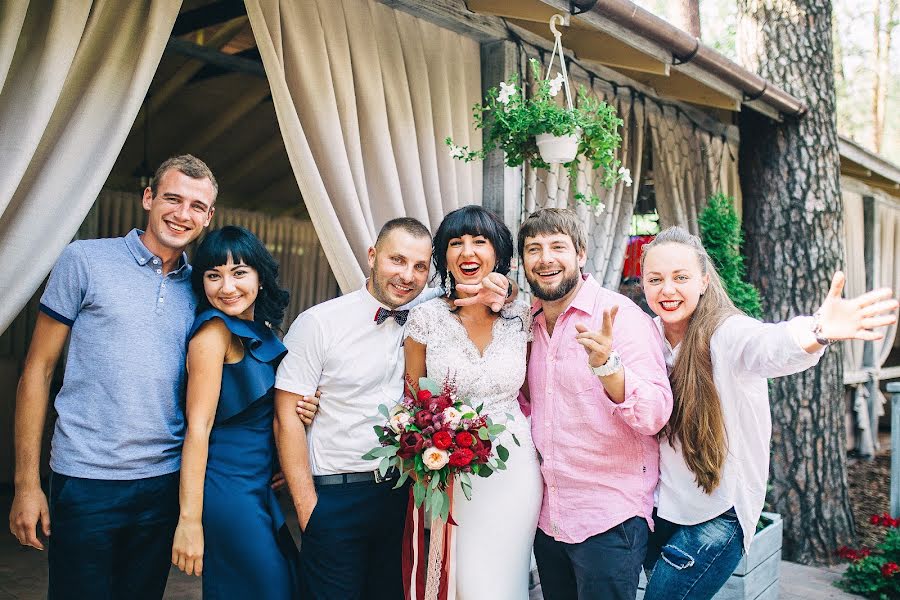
[882,562,899,577]
[448,448,475,468]
[433,431,453,450]
[429,396,452,413]
[417,389,433,403]
[455,431,474,448]
[872,515,882,525]
[413,410,433,430]
[397,432,425,459]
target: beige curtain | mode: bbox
[841,189,867,373]
[244,0,482,293]
[876,199,900,364]
[0,0,181,333]
[647,103,741,233]
[523,74,645,288]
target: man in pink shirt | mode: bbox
[520,209,673,600]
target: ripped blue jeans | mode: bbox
[642,508,744,600]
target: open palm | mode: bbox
[816,272,898,342]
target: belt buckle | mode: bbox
[374,469,386,484]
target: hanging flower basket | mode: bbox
[536,129,581,164]
[446,14,630,208]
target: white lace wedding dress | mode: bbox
[406,298,543,600]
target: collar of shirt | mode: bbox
[125,229,189,277]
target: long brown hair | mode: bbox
[641,227,743,494]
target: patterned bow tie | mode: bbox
[374,307,409,326]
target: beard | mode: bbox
[526,268,581,302]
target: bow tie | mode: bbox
[374,307,409,326]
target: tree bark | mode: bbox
[673,0,702,38]
[737,0,855,564]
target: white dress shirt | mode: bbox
[655,314,825,551]
[276,284,441,475]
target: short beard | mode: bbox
[526,270,580,302]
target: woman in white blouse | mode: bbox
[639,226,898,600]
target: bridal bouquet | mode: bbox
[362,376,512,521]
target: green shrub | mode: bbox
[698,193,762,318]
[837,515,900,599]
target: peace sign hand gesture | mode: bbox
[574,305,619,368]
[815,272,898,342]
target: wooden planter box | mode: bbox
[637,512,783,600]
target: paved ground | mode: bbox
[0,490,862,599]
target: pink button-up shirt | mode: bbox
[529,275,672,543]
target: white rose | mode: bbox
[422,447,449,470]
[442,407,462,429]
[389,412,410,433]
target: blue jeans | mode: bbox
[643,508,744,600]
[47,471,179,600]
[534,516,648,600]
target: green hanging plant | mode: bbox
[446,58,629,210]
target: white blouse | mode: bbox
[655,314,826,551]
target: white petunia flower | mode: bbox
[498,81,517,105]
[618,166,633,187]
[548,72,565,97]
[592,202,606,218]
[448,144,465,159]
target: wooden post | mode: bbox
[480,40,522,234]
[889,381,900,517]
[863,195,880,454]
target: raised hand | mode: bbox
[574,306,619,368]
[816,272,898,342]
[454,272,513,312]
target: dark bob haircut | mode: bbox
[432,205,513,292]
[191,226,290,328]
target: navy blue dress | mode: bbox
[187,309,299,599]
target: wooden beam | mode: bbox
[465,0,563,23]
[614,68,740,111]
[165,37,266,78]
[172,0,246,36]
[187,88,271,152]
[378,0,508,42]
[841,164,874,178]
[508,18,670,75]
[135,17,248,132]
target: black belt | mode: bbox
[313,469,399,486]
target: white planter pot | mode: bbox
[535,131,580,164]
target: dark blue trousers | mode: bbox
[47,471,179,600]
[299,478,409,600]
[533,516,649,600]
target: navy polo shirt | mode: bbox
[40,229,196,479]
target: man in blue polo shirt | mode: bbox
[8,155,217,599]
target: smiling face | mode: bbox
[445,234,496,296]
[203,256,260,321]
[522,232,586,303]
[142,168,215,255]
[641,242,710,331]
[367,229,432,309]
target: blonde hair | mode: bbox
[641,226,743,494]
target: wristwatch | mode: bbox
[812,311,834,346]
[591,350,623,377]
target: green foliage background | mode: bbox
[698,193,762,318]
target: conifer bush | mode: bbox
[698,193,762,318]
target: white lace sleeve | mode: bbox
[404,302,430,345]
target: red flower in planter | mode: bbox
[881,562,899,577]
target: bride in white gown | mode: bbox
[405,205,543,600]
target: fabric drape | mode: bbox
[523,75,645,288]
[244,0,482,293]
[647,103,741,233]
[875,199,900,365]
[841,189,867,374]
[0,0,181,333]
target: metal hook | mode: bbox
[549,13,567,38]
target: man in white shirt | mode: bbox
[275,217,510,599]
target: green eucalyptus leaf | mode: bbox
[393,470,410,490]
[497,445,509,462]
[512,433,521,447]
[418,377,441,395]
[378,457,391,478]
[478,427,490,440]
[413,480,426,507]
[377,404,390,419]
[479,464,493,478]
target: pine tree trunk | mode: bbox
[674,0,702,38]
[736,0,855,564]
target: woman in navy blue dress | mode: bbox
[171,226,300,598]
